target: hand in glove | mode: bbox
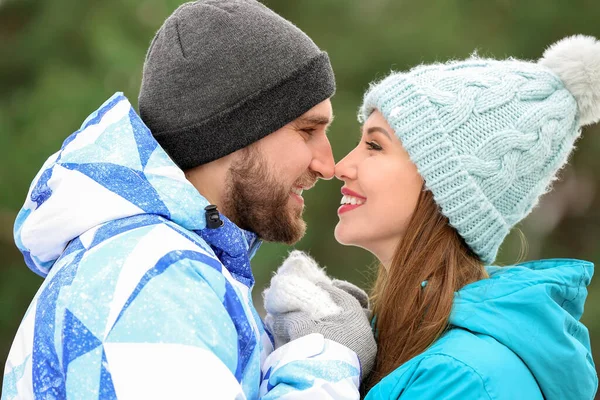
[263,251,377,381]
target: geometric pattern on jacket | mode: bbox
[3,93,360,399]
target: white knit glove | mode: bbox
[263,251,376,381]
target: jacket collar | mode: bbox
[197,213,261,288]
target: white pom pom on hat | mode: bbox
[539,35,600,126]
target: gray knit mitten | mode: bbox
[266,280,377,381]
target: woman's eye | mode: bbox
[365,141,382,151]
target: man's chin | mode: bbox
[260,214,306,244]
[288,220,306,244]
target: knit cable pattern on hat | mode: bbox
[360,58,580,264]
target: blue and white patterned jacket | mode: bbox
[2,93,360,400]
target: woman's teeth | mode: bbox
[341,195,365,205]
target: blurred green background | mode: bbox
[1,0,599,394]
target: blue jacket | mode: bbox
[2,93,361,399]
[366,259,597,400]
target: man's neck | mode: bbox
[183,155,234,211]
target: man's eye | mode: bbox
[302,128,316,135]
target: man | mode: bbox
[2,1,375,399]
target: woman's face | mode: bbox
[334,111,423,264]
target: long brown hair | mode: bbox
[363,188,487,392]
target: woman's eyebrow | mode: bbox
[367,126,392,140]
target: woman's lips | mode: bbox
[338,187,367,214]
[341,187,367,199]
[338,203,363,214]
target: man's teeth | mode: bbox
[341,195,365,205]
[291,187,304,196]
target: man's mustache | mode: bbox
[293,171,319,190]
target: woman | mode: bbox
[264,35,599,399]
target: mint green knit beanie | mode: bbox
[359,35,600,264]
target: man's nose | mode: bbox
[310,136,335,180]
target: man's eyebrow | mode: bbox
[296,114,334,126]
[367,126,392,140]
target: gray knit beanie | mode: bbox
[138,0,336,170]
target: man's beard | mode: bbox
[221,145,316,244]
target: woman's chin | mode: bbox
[334,223,360,247]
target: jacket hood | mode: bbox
[15,93,211,277]
[450,258,597,399]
